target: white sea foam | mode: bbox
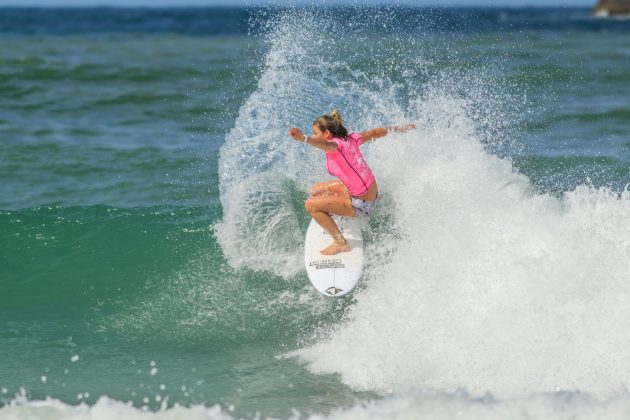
[217,8,630,402]
[0,396,232,420]
[6,392,630,420]
[292,93,630,398]
[315,392,630,420]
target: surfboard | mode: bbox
[304,217,363,297]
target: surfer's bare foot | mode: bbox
[320,240,351,255]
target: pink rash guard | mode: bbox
[325,132,375,197]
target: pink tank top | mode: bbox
[326,132,375,197]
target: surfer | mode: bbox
[288,110,415,255]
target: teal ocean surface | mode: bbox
[2,6,630,419]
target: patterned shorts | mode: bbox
[351,194,378,217]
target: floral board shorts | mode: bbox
[351,194,379,217]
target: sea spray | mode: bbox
[215,7,502,278]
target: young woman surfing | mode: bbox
[288,110,415,255]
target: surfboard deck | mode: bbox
[304,217,363,297]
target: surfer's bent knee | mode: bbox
[304,199,315,214]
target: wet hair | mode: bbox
[313,109,348,139]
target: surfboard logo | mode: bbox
[325,286,344,296]
[309,259,345,270]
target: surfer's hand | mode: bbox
[394,124,416,133]
[288,127,306,142]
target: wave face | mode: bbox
[216,7,630,401]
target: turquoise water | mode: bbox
[3,6,630,419]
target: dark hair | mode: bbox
[313,109,348,139]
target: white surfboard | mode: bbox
[304,217,364,297]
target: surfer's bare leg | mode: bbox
[305,192,355,255]
[310,180,345,197]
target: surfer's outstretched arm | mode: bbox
[288,127,337,152]
[360,124,416,144]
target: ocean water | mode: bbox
[2,6,630,420]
